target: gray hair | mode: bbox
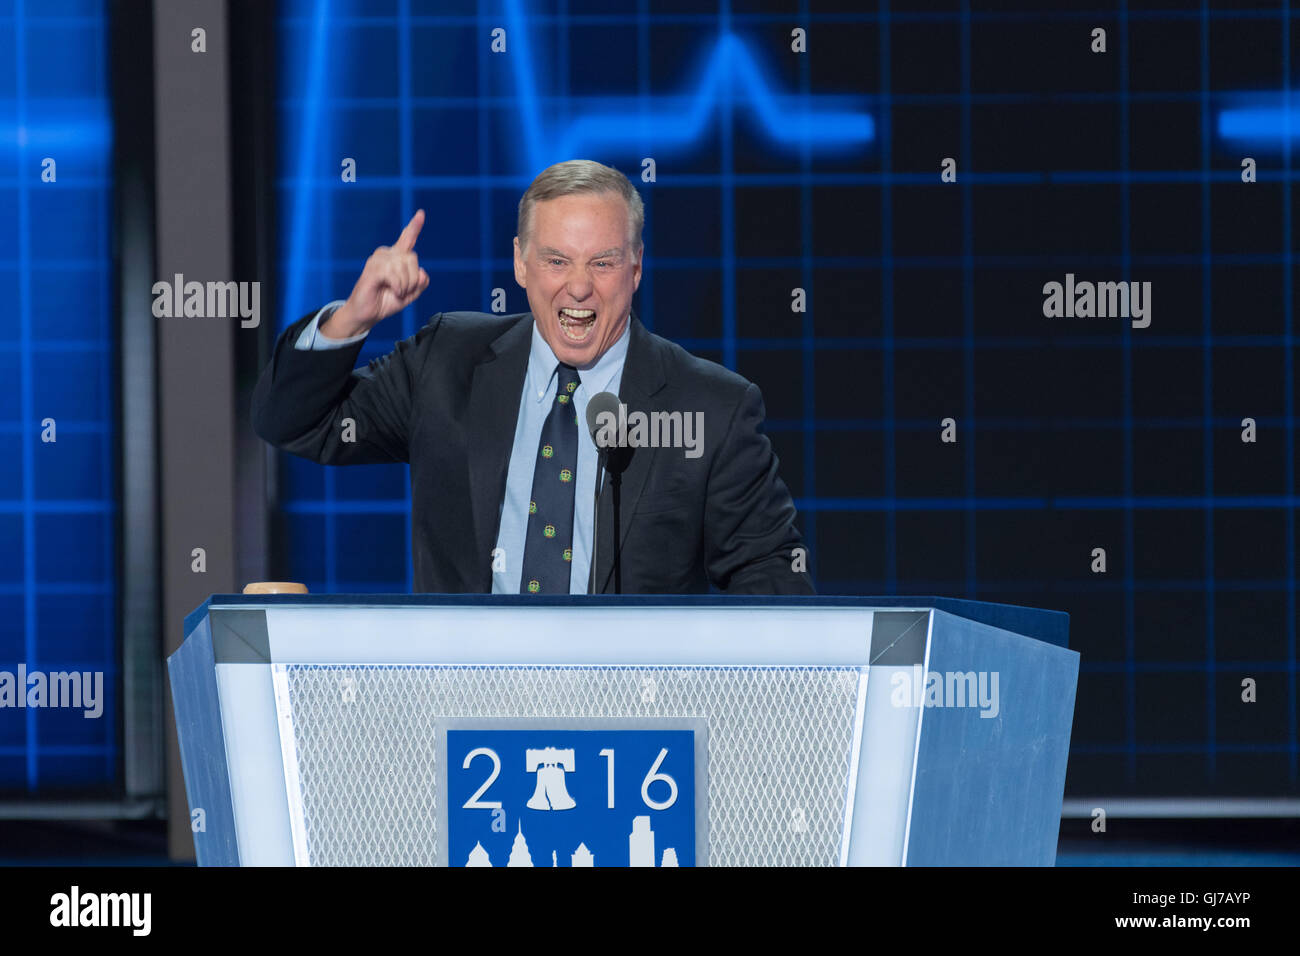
[517,159,645,254]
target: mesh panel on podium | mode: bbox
[277,664,861,866]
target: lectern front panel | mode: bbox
[274,663,862,867]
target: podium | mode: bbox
[169,595,1078,866]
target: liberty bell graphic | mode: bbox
[525,747,577,810]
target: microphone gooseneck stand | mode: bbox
[602,444,633,595]
[610,468,622,595]
[588,455,605,594]
[584,391,634,595]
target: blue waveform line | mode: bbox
[503,0,547,172]
[284,0,874,318]
[1217,102,1298,142]
[284,0,333,326]
[504,0,873,170]
[0,120,111,150]
[0,96,111,151]
[1211,91,1294,145]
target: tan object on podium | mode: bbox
[242,582,309,594]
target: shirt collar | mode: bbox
[526,313,631,403]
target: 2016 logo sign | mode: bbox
[445,727,699,867]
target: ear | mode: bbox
[513,236,527,289]
[631,245,643,293]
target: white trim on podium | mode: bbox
[256,605,900,665]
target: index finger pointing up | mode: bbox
[394,208,425,252]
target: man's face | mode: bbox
[513,191,642,369]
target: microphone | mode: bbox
[585,391,633,595]
[585,391,621,444]
[585,391,635,473]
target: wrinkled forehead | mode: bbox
[528,192,632,254]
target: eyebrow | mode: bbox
[536,246,625,260]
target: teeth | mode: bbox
[558,308,596,341]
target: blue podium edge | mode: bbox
[166,613,239,865]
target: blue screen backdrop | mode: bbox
[0,0,117,792]
[274,0,1297,801]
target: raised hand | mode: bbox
[321,209,431,338]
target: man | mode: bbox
[252,159,813,594]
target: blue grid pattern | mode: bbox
[0,0,117,792]
[274,0,1297,799]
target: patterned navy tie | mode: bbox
[520,363,581,594]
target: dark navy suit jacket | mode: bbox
[251,309,814,595]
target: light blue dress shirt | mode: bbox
[294,303,629,593]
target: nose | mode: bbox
[566,271,594,300]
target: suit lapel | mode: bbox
[466,315,533,585]
[595,312,667,593]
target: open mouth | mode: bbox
[558,307,597,342]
